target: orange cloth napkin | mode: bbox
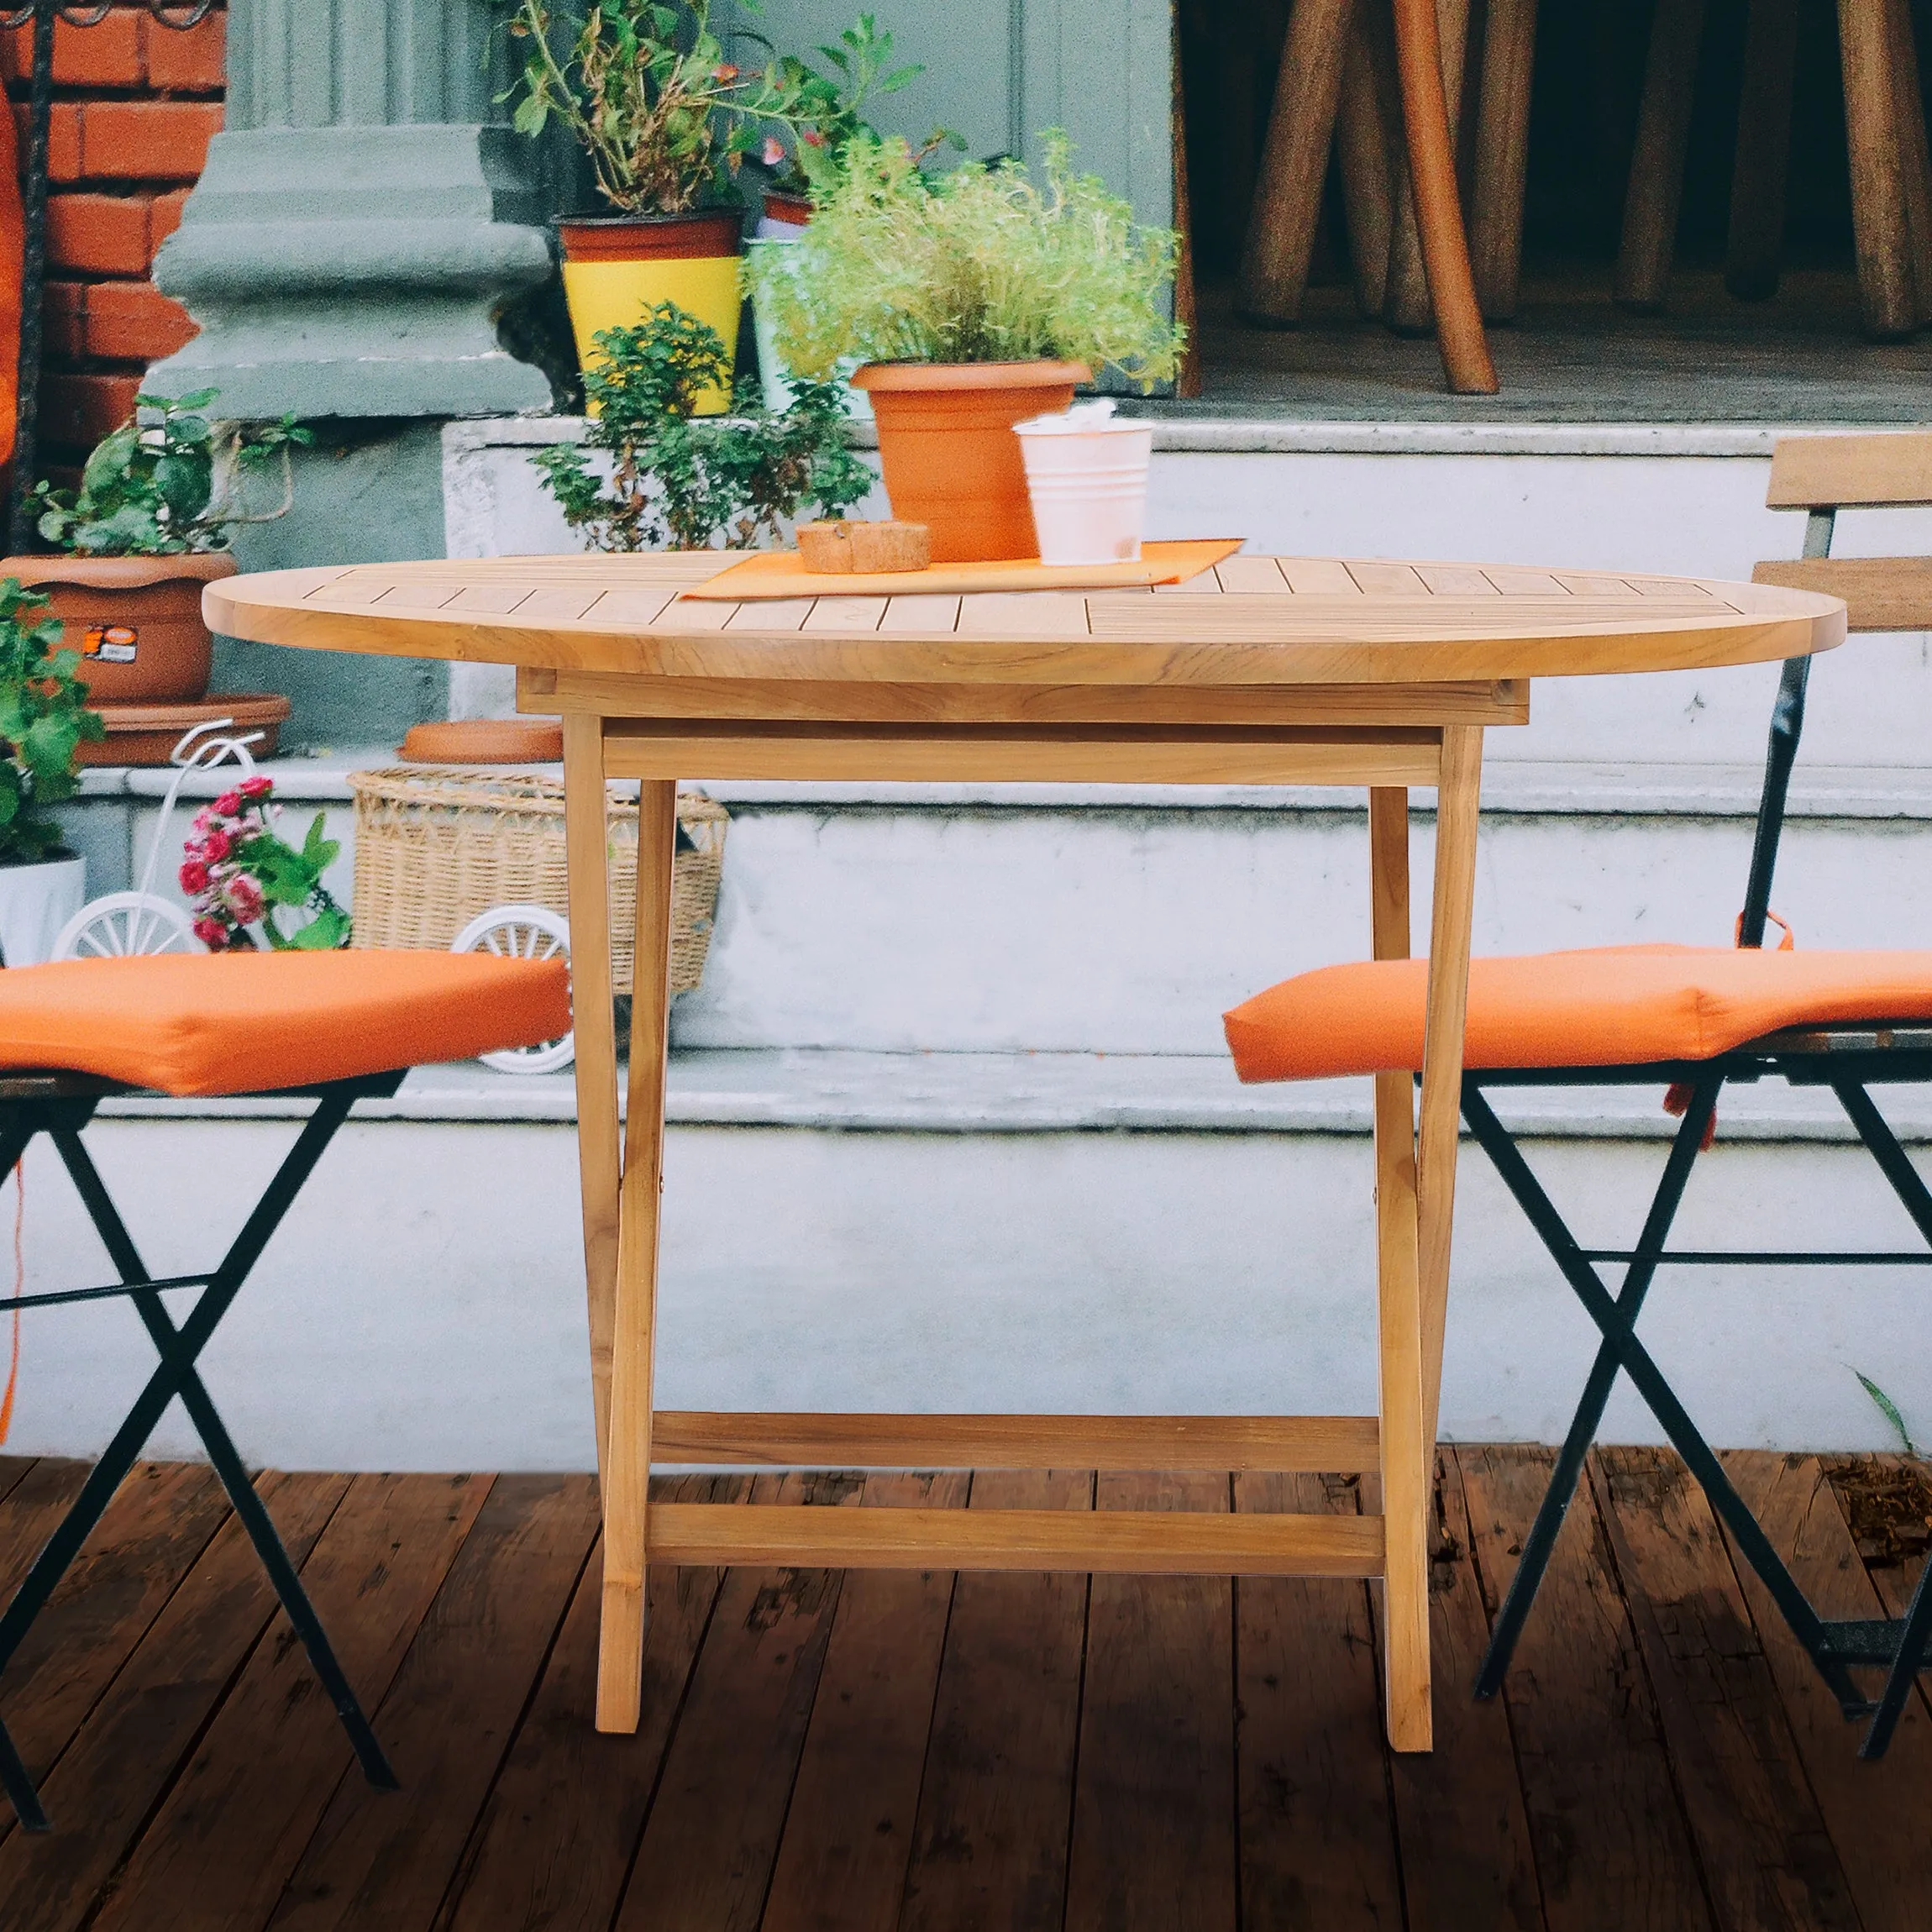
[679,538,1245,601]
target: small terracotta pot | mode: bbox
[849,361,1090,563]
[0,552,236,703]
[762,190,812,230]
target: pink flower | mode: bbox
[761,134,785,168]
[178,858,210,895]
[202,827,232,862]
[224,875,265,924]
[239,775,271,799]
[193,916,228,949]
[191,806,213,833]
[801,129,826,147]
[214,790,242,816]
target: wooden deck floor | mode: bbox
[0,1448,1929,1931]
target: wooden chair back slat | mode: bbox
[1751,555,1932,633]
[1765,432,1932,509]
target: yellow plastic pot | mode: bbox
[557,210,744,417]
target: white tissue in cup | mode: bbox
[1012,399,1155,566]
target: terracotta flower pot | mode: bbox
[0,552,236,703]
[849,361,1091,563]
[555,208,744,417]
[761,190,813,231]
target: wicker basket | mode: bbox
[345,767,727,996]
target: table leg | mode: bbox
[1417,725,1482,1452]
[1370,785,1431,1750]
[562,716,621,1479]
[596,778,679,1732]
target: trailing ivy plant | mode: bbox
[531,303,874,551]
[0,579,105,867]
[748,130,1184,389]
[31,388,310,558]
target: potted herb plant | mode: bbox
[0,578,105,965]
[505,0,820,412]
[529,302,873,550]
[8,388,309,706]
[750,132,1184,562]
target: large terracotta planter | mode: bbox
[850,361,1090,563]
[0,552,236,703]
[556,208,743,417]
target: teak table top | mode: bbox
[207,551,1845,692]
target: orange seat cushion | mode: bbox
[1224,943,1932,1084]
[0,950,572,1096]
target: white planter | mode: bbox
[1014,402,1155,565]
[744,237,874,422]
[0,854,86,968]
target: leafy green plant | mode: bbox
[1856,1370,1919,1457]
[0,579,105,867]
[31,388,310,558]
[760,14,958,198]
[504,0,818,216]
[748,130,1184,388]
[532,302,873,550]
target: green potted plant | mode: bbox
[529,302,873,549]
[748,132,1184,562]
[0,578,105,965]
[8,388,308,706]
[504,0,819,412]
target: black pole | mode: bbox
[5,0,55,556]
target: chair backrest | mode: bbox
[1740,433,1932,946]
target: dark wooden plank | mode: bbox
[1721,1451,1932,1932]
[1825,1452,1932,1720]
[87,1472,494,1932]
[0,1472,350,1932]
[1593,1447,1861,1932]
[900,1467,1090,1932]
[1064,1470,1237,1932]
[438,1473,745,1932]
[0,1457,37,1512]
[1458,1446,1711,1932]
[0,1461,228,1828]
[760,1470,969,1932]
[1232,1469,1402,1929]
[0,1460,92,1603]
[265,1474,601,1932]
[1387,1453,1545,1932]
[611,1470,855,1932]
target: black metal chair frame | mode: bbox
[1467,504,1932,1758]
[0,1068,405,1832]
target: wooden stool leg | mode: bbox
[1389,0,1498,390]
[1469,0,1537,321]
[1369,785,1430,1751]
[1840,0,1918,338]
[1614,0,1707,311]
[1237,0,1357,325]
[1884,0,1932,324]
[1383,0,1476,334]
[596,779,680,1733]
[1725,0,1799,301]
[1417,726,1482,1454]
[562,715,621,1481]
[1336,2,1403,317]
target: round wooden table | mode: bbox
[210,552,1843,1752]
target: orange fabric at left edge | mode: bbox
[1,98,22,474]
[0,950,574,1096]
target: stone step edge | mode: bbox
[92,1048,1932,1145]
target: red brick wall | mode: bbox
[3,4,224,474]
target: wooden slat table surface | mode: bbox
[208,551,1845,1760]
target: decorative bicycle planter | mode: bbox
[345,767,727,1074]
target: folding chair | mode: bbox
[0,948,571,1830]
[1224,431,1932,1758]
